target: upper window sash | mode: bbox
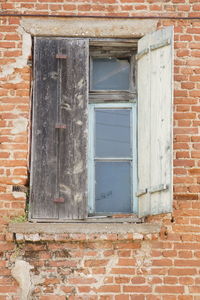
[89,42,137,103]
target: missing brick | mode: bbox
[12,185,28,193]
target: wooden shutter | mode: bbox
[137,27,173,217]
[30,38,88,220]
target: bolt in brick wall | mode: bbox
[1,1,200,299]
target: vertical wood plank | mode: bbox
[31,38,59,219]
[149,27,173,215]
[137,27,173,217]
[31,38,89,220]
[137,32,151,217]
[58,39,89,220]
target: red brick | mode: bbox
[40,297,66,300]
[78,286,91,293]
[152,259,172,266]
[111,268,135,275]
[84,259,108,267]
[189,286,200,293]
[175,259,200,266]
[97,285,120,293]
[168,268,197,276]
[0,286,18,293]
[162,250,177,257]
[115,276,130,284]
[68,277,96,284]
[164,277,178,284]
[130,296,144,300]
[131,276,145,284]
[115,296,129,300]
[117,258,135,266]
[178,296,193,300]
[155,286,184,294]
[179,277,194,285]
[123,285,151,293]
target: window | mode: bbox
[88,45,137,215]
[30,27,173,221]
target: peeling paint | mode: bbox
[50,71,58,80]
[73,161,83,174]
[74,193,82,203]
[78,78,84,89]
[77,95,83,101]
[12,179,22,184]
[11,260,34,300]
[60,184,72,197]
[76,120,83,126]
[13,192,26,199]
[24,234,40,242]
[11,118,28,134]
[0,26,31,78]
[9,74,23,84]
[135,241,152,274]
[61,102,71,111]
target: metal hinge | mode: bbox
[135,48,149,61]
[56,54,67,59]
[149,184,168,194]
[136,38,171,61]
[136,184,168,197]
[55,123,67,129]
[54,197,64,203]
[136,188,148,197]
[150,39,171,51]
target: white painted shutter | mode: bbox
[137,26,173,217]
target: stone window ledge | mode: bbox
[8,222,161,242]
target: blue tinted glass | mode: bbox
[95,109,131,158]
[92,58,130,90]
[95,162,131,213]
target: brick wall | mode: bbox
[1,1,200,299]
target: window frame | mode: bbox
[89,40,137,104]
[88,102,137,216]
[29,26,173,222]
[88,42,138,216]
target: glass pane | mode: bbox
[95,109,132,158]
[91,58,130,90]
[95,162,131,213]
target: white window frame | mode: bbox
[88,102,137,215]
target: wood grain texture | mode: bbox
[31,38,59,219]
[137,31,151,218]
[137,26,173,217]
[30,38,89,220]
[58,39,88,220]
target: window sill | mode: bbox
[8,222,161,242]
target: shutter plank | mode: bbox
[137,27,173,217]
[31,38,59,219]
[58,39,89,219]
[150,28,173,215]
[137,33,151,217]
[31,38,89,220]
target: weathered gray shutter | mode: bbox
[137,26,173,217]
[30,38,88,220]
